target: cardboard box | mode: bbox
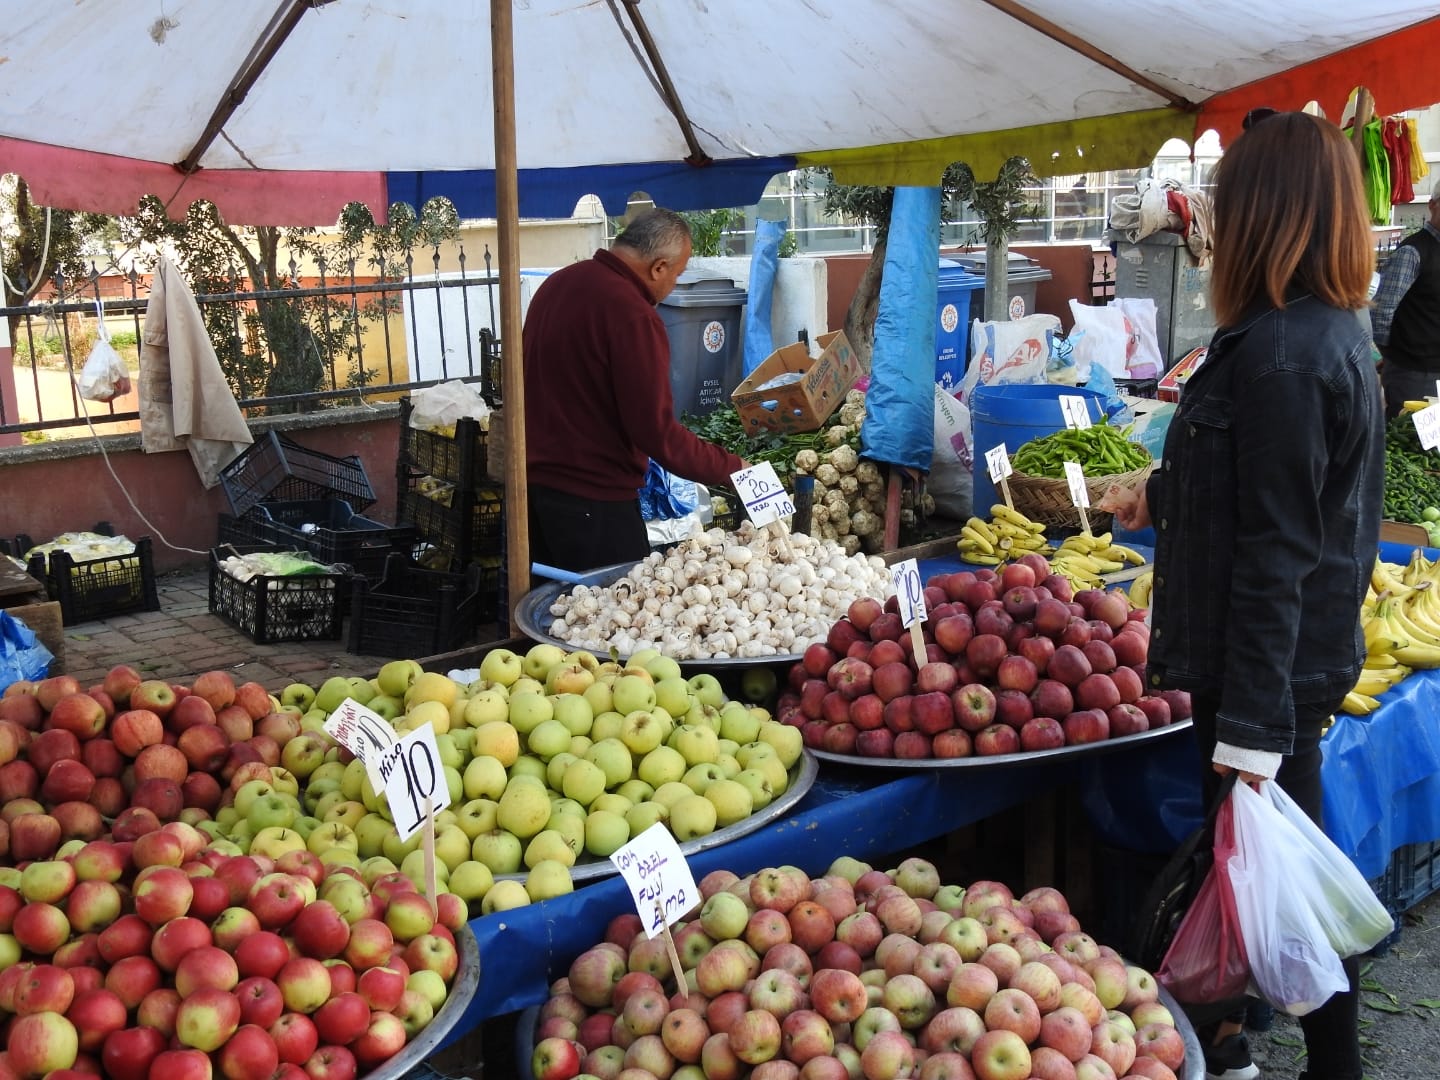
[731,330,860,436]
[1157,346,1207,403]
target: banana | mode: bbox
[1341,691,1382,715]
[1381,598,1440,667]
[960,526,995,555]
[1372,558,1411,599]
[965,517,999,544]
[1353,669,1404,697]
[1363,652,1404,670]
[991,504,1042,530]
[1402,399,1432,413]
[1402,550,1433,588]
[1129,570,1154,609]
[963,553,1003,566]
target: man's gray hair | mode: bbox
[614,208,692,261]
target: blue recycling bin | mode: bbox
[935,260,985,391]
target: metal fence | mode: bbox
[1,245,505,438]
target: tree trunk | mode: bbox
[983,233,1011,322]
[843,234,888,374]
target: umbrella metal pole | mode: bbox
[492,0,528,635]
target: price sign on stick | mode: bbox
[730,463,796,529]
[612,824,699,990]
[1060,396,1093,430]
[377,724,451,843]
[985,444,1015,509]
[890,558,928,660]
[325,699,399,793]
[1064,461,1092,535]
[1414,404,1440,452]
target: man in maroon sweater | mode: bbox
[523,208,746,572]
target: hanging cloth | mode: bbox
[1406,119,1430,182]
[1361,119,1391,224]
[1383,118,1414,205]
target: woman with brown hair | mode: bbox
[1112,111,1383,1080]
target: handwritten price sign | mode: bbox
[985,444,1013,484]
[376,724,451,842]
[890,558,927,629]
[1063,461,1090,509]
[611,824,699,937]
[730,463,796,529]
[1414,404,1440,452]
[324,699,399,793]
[1059,396,1093,430]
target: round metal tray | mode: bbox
[808,718,1193,770]
[496,751,818,884]
[369,923,480,1080]
[514,561,806,668]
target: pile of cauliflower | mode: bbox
[794,391,886,553]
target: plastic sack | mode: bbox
[1067,301,1131,379]
[960,314,1061,405]
[1257,781,1394,957]
[929,383,973,519]
[1111,297,1164,380]
[409,380,491,432]
[1157,795,1250,1003]
[637,460,699,521]
[78,306,131,403]
[1228,780,1348,1016]
[0,609,54,691]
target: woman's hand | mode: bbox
[1105,482,1152,531]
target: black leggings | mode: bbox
[1190,692,1362,1080]
[527,484,650,575]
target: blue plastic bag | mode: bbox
[742,218,787,377]
[0,609,53,692]
[637,460,700,521]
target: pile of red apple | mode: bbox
[0,669,470,1079]
[532,857,1187,1080]
[775,555,1191,761]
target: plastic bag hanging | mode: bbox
[78,299,132,403]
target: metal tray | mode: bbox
[808,718,1193,770]
[370,923,480,1080]
[496,752,818,884]
[514,561,806,668]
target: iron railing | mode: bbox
[2,244,504,438]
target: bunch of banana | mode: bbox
[1047,532,1147,590]
[1401,400,1433,414]
[957,505,1051,565]
[1343,554,1440,714]
[1129,569,1154,609]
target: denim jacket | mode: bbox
[1144,295,1384,754]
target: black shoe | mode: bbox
[1204,1032,1260,1080]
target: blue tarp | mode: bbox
[862,186,940,471]
[742,218,786,377]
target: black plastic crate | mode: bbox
[348,553,486,657]
[22,535,160,625]
[208,546,346,644]
[398,473,503,567]
[218,500,415,582]
[221,431,376,519]
[398,397,490,489]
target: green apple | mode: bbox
[651,781,694,810]
[583,810,630,857]
[250,826,308,861]
[670,724,720,767]
[496,777,551,839]
[268,768,301,797]
[449,728,475,756]
[616,779,655,805]
[377,659,425,698]
[280,683,317,710]
[442,765,464,806]
[589,711,625,743]
[449,860,494,906]
[700,889,751,940]
[590,793,632,818]
[233,780,277,819]
[353,814,394,858]
[510,676,545,698]
[638,746,687,789]
[471,719,519,766]
[568,735,593,759]
[551,694,594,737]
[524,829,578,869]
[310,762,348,788]
[319,848,362,872]
[734,769,775,812]
[433,733,463,771]
[684,700,722,732]
[544,752,579,793]
[625,801,668,837]
[581,681,614,716]
[463,756,508,801]
[682,763,725,795]
[478,648,523,688]
[584,738,633,789]
[525,859,574,902]
[345,677,377,705]
[703,779,754,827]
[405,671,460,711]
[400,848,448,889]
[382,830,422,865]
[455,798,499,839]
[686,672,726,709]
[314,676,354,714]
[300,710,329,734]
[716,738,741,758]
[307,783,343,819]
[719,702,762,744]
[463,690,510,729]
[560,759,606,807]
[544,810,586,856]
[715,754,741,779]
[618,710,666,756]
[653,677,693,719]
[340,760,369,801]
[526,719,573,761]
[741,667,779,704]
[481,879,531,914]
[471,829,523,875]
[508,755,548,784]
[669,794,718,841]
[366,692,404,721]
[507,692,554,736]
[611,675,657,716]
[247,793,297,832]
[216,807,240,832]
[644,655,684,683]
[522,643,568,682]
[434,825,472,872]
[307,821,359,857]
[758,722,804,768]
[545,662,595,697]
[360,857,399,886]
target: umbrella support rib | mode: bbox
[979,0,1195,111]
[615,0,713,166]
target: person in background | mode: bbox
[1372,189,1440,417]
[1112,112,1382,1080]
[523,208,746,573]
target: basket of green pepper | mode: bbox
[1007,420,1154,530]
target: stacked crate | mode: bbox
[16,525,160,625]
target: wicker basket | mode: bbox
[1006,459,1155,531]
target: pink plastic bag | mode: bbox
[1157,798,1249,1003]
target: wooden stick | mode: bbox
[422,796,438,917]
[659,906,687,992]
[1078,504,1092,537]
[999,475,1014,510]
[492,0,529,635]
[908,620,927,662]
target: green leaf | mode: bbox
[1363,997,1408,1014]
[1270,1035,1305,1049]
[1415,998,1440,1008]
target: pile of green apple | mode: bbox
[255,644,805,916]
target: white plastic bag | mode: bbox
[1258,782,1394,957]
[959,314,1060,404]
[929,383,973,519]
[1110,297,1164,379]
[1067,302,1131,380]
[1227,780,1348,1016]
[409,379,491,432]
[78,304,131,403]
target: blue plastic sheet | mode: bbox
[0,609,52,692]
[862,186,940,471]
[636,460,699,521]
[742,218,786,377]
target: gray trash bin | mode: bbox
[1114,232,1215,366]
[946,250,1054,322]
[658,272,748,419]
